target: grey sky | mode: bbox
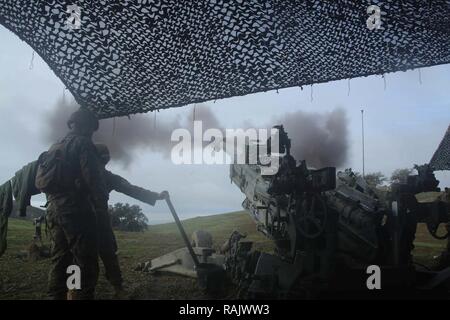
[0,25,449,224]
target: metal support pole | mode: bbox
[361,109,365,177]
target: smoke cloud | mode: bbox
[272,108,348,168]
[43,98,348,169]
[43,98,220,167]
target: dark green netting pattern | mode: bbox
[1,0,449,118]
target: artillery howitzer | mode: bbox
[224,126,450,298]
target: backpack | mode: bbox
[35,137,76,194]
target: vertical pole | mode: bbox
[361,109,365,177]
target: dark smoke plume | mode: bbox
[43,98,220,167]
[43,98,348,169]
[272,108,348,168]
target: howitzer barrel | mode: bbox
[226,127,450,297]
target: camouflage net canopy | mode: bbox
[430,125,450,171]
[1,1,450,118]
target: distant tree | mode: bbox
[390,168,413,184]
[109,203,148,232]
[364,172,387,188]
[345,170,387,200]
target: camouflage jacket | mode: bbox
[47,132,108,208]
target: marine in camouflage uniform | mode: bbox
[45,109,108,300]
[95,144,168,296]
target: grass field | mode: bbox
[0,211,446,300]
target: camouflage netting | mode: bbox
[1,1,450,118]
[430,125,450,171]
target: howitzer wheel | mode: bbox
[296,193,328,239]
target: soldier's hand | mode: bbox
[158,191,169,200]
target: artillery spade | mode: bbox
[165,196,225,293]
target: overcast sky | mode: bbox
[0,25,449,224]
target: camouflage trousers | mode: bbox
[46,197,99,300]
[97,210,123,289]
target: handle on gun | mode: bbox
[165,197,201,268]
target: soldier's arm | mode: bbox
[107,171,160,206]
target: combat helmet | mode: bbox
[67,108,99,131]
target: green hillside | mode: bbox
[0,211,446,300]
[0,211,269,300]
